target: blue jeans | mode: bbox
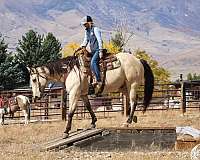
[91,50,101,82]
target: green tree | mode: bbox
[16,30,62,67]
[187,73,193,80]
[135,49,170,83]
[41,32,62,62]
[187,73,200,80]
[0,36,28,89]
[111,32,124,52]
[16,30,43,67]
[0,36,8,64]
[0,56,27,89]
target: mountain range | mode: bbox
[0,0,200,79]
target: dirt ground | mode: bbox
[0,109,199,160]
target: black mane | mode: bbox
[44,56,79,75]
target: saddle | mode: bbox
[79,49,121,95]
[1,97,19,115]
[79,49,121,74]
[8,97,19,113]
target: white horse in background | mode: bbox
[28,51,154,138]
[0,95,31,125]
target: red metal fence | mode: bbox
[0,81,199,122]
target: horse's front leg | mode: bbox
[23,110,28,125]
[64,91,79,138]
[0,113,4,125]
[81,95,97,128]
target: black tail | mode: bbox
[140,59,154,112]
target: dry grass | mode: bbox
[0,109,199,160]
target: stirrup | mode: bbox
[95,82,103,96]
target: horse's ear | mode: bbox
[26,67,31,73]
[27,67,38,74]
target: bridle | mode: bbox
[29,68,48,96]
[29,53,83,98]
[35,69,48,93]
[30,66,66,98]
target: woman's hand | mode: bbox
[99,50,104,59]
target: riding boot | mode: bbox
[88,83,95,95]
[96,81,103,90]
[95,81,103,97]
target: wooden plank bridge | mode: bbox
[42,128,105,151]
[41,127,177,151]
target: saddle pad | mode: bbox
[79,54,121,71]
[10,105,19,113]
[99,59,121,71]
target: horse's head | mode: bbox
[28,67,49,100]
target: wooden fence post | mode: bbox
[44,98,49,119]
[61,89,67,121]
[180,81,186,114]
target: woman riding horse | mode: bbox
[28,49,154,138]
[76,15,104,90]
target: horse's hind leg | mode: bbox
[81,95,97,128]
[127,83,138,124]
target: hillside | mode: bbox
[0,0,200,79]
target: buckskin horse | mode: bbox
[28,49,154,138]
[0,95,31,125]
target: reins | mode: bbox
[29,53,82,99]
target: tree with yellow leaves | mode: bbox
[135,49,170,83]
[103,42,121,54]
[62,42,80,57]
[63,41,120,56]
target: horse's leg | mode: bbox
[127,83,138,124]
[23,110,28,125]
[10,112,14,119]
[27,105,31,121]
[64,91,79,138]
[81,95,97,128]
[0,109,4,125]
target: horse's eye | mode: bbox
[32,78,37,83]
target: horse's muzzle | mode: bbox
[33,96,41,102]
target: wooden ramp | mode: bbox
[74,127,177,151]
[42,128,104,151]
[40,127,177,151]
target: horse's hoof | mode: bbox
[63,133,69,139]
[121,122,129,128]
[142,110,146,114]
[90,124,96,129]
